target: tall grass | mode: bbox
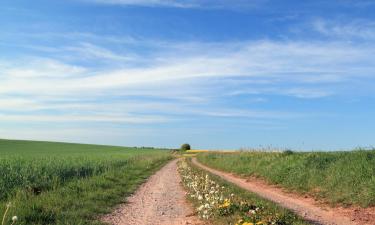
[0,139,172,224]
[197,150,375,207]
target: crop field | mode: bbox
[197,150,375,207]
[0,139,172,225]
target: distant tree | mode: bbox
[180,143,191,151]
[282,149,294,156]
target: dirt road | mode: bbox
[192,158,375,225]
[103,159,200,225]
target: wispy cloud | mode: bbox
[84,0,266,9]
[0,113,169,123]
[2,38,375,97]
[312,18,375,40]
[64,42,136,62]
[1,29,375,138]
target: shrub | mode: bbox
[282,149,294,156]
[181,143,191,151]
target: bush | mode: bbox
[282,149,294,156]
[181,143,191,151]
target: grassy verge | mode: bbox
[0,139,172,225]
[197,150,375,207]
[178,158,309,225]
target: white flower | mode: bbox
[12,216,18,222]
[198,195,203,200]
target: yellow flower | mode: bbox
[256,221,266,225]
[219,199,231,208]
[242,222,254,225]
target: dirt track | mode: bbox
[102,159,201,225]
[192,158,375,225]
[102,157,375,225]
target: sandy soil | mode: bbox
[102,159,201,225]
[192,158,375,225]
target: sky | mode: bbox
[1,0,375,150]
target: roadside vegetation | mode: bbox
[197,149,375,207]
[0,139,172,225]
[178,158,309,225]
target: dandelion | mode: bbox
[10,216,18,225]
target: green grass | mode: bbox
[0,139,172,225]
[182,159,309,225]
[197,150,375,207]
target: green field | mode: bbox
[197,150,375,207]
[0,139,172,225]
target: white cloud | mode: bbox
[1,38,374,128]
[1,58,86,79]
[64,42,136,61]
[312,18,375,40]
[85,0,265,9]
[0,113,169,124]
[3,40,374,96]
[284,88,333,99]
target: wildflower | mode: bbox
[243,222,254,225]
[11,216,18,225]
[219,199,231,208]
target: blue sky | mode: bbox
[1,0,375,150]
